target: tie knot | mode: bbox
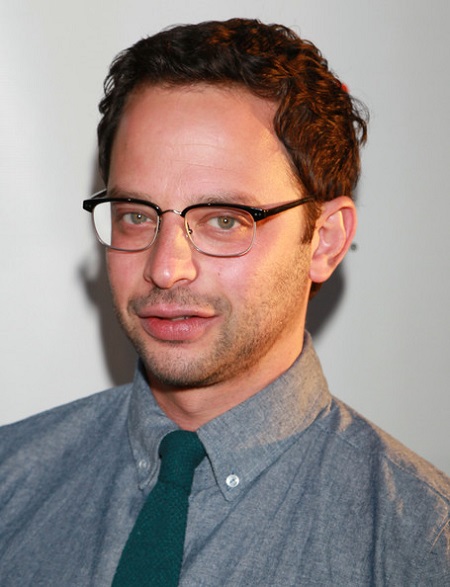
[158,430,206,493]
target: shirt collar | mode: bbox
[127,332,331,498]
[127,363,178,490]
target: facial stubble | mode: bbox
[111,244,311,392]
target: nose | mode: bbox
[143,212,198,289]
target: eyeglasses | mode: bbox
[83,189,314,258]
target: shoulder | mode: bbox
[320,397,450,500]
[0,384,133,473]
[313,397,449,583]
[0,384,137,582]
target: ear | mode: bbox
[309,196,357,284]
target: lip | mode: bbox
[137,305,218,342]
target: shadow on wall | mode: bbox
[306,264,345,338]
[78,238,346,388]
[79,167,138,387]
[80,247,137,386]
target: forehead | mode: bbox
[108,84,299,203]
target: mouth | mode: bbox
[166,316,191,321]
[137,307,218,342]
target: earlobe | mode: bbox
[309,196,357,284]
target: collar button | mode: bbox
[226,474,240,488]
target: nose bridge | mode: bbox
[154,207,191,249]
[160,208,183,218]
[144,208,197,289]
[157,209,186,239]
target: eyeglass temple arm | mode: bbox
[256,196,315,220]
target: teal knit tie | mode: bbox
[112,430,206,587]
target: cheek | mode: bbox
[220,254,273,306]
[217,257,251,285]
[106,252,143,303]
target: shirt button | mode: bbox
[138,459,148,470]
[226,474,240,488]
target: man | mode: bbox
[1,18,449,586]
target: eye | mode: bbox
[208,215,238,230]
[197,208,253,232]
[111,203,157,227]
[123,211,152,225]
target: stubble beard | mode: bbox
[112,247,311,391]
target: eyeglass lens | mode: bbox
[92,201,256,257]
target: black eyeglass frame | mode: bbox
[82,189,315,255]
[83,189,314,220]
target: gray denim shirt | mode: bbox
[1,334,449,586]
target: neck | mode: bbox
[147,337,304,430]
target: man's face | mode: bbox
[107,85,314,397]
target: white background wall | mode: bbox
[1,0,449,475]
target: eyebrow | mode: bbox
[196,192,258,206]
[107,187,149,201]
[106,187,260,207]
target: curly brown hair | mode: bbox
[97,18,368,249]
